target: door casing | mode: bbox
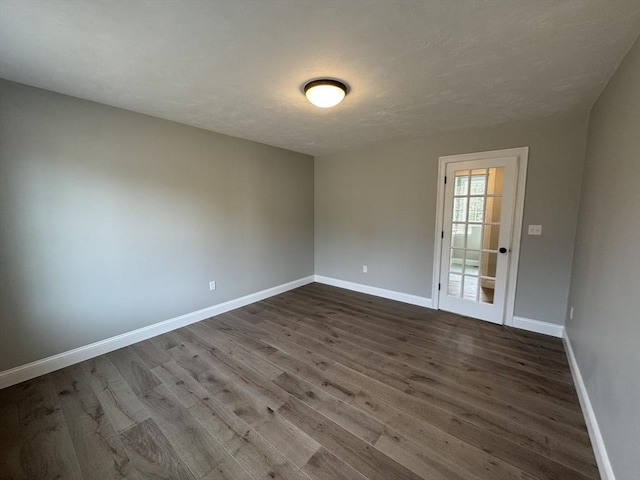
[431,147,529,326]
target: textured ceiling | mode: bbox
[1,1,639,156]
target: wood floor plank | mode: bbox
[265,294,573,383]
[366,394,534,480]
[373,431,472,480]
[279,396,425,480]
[213,314,336,373]
[227,307,597,478]
[298,305,581,414]
[246,299,580,405]
[140,383,238,479]
[0,401,25,479]
[292,287,568,371]
[298,284,568,360]
[273,371,472,480]
[232,305,591,449]
[155,357,312,480]
[0,284,598,480]
[285,288,562,361]
[282,290,572,381]
[190,397,311,480]
[188,321,284,380]
[0,381,31,408]
[130,339,171,370]
[119,417,195,480]
[273,371,383,444]
[251,302,584,435]
[15,376,84,480]
[305,284,566,354]
[150,330,185,351]
[51,365,135,479]
[256,299,586,428]
[223,314,569,480]
[153,358,312,480]
[80,356,150,433]
[199,456,255,480]
[171,329,288,411]
[109,344,272,478]
[328,363,594,480]
[215,320,540,480]
[151,360,206,409]
[302,448,370,480]
[161,337,321,470]
[108,347,163,397]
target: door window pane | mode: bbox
[479,279,495,304]
[482,224,500,251]
[464,250,480,275]
[484,196,502,223]
[466,225,482,250]
[453,197,467,222]
[487,167,504,195]
[484,197,502,223]
[449,249,464,273]
[470,170,487,195]
[468,197,485,222]
[451,224,466,248]
[448,274,462,297]
[454,171,469,196]
[480,251,498,278]
[463,276,478,301]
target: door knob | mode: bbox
[499,247,508,254]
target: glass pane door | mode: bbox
[439,155,518,325]
[447,167,504,304]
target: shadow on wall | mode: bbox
[0,81,314,371]
[1,149,232,366]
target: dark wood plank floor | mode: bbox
[0,283,599,480]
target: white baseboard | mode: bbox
[511,315,564,338]
[0,275,315,390]
[563,331,615,480]
[314,275,433,308]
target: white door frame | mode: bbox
[431,147,529,326]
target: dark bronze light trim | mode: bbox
[303,79,348,95]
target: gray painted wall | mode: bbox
[0,80,314,372]
[566,39,640,480]
[315,112,589,325]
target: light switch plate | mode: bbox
[528,225,542,235]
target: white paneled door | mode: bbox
[437,156,519,324]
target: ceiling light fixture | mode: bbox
[304,79,348,108]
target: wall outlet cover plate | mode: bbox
[528,225,542,235]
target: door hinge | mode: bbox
[438,283,441,291]
[441,231,444,239]
[444,176,447,184]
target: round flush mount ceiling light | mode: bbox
[304,79,348,108]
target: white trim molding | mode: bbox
[314,275,432,308]
[511,316,564,338]
[563,331,615,480]
[0,275,315,390]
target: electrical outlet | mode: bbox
[362,265,368,273]
[209,281,216,291]
[528,224,542,235]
